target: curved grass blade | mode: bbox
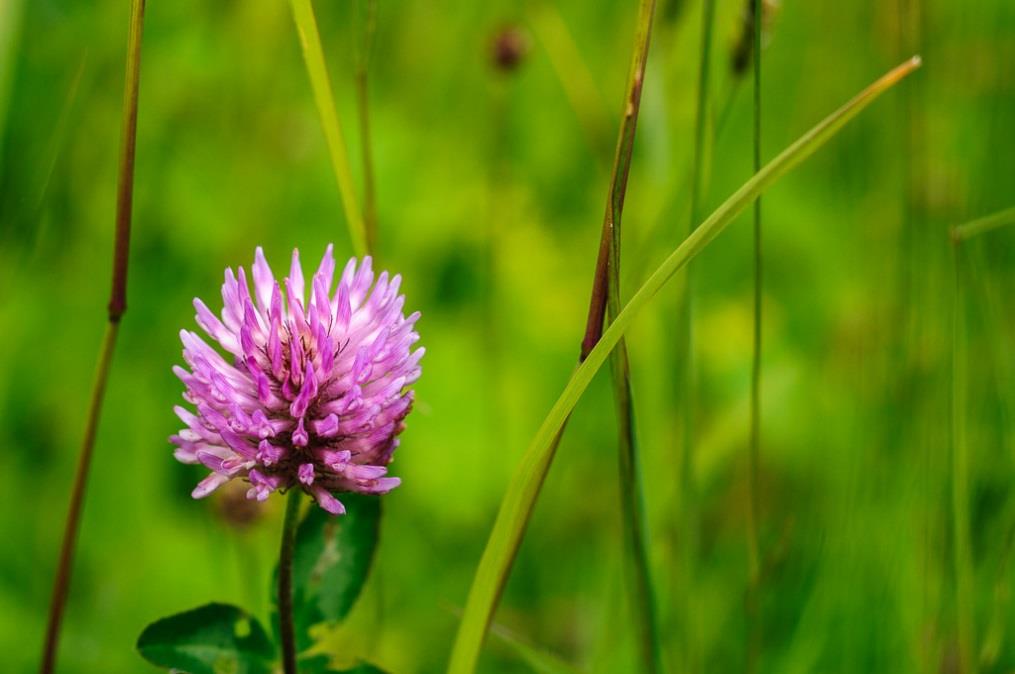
[950,205,1015,243]
[446,55,922,674]
[289,0,368,257]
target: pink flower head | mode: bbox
[171,246,422,514]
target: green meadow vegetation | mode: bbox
[0,0,1013,672]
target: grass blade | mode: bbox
[950,205,1015,243]
[446,56,921,674]
[289,0,368,257]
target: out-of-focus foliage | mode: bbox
[1,0,1013,672]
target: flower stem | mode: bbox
[278,489,303,674]
[39,1,144,670]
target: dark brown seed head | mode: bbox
[491,24,529,73]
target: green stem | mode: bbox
[278,489,303,674]
[951,244,975,674]
[40,1,144,670]
[746,0,763,668]
[677,0,716,667]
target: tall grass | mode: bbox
[447,56,920,674]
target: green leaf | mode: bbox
[273,494,381,649]
[300,654,389,674]
[447,56,922,674]
[136,603,275,674]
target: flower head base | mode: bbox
[172,246,422,514]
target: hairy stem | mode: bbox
[40,1,144,670]
[278,489,303,674]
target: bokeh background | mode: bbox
[2,0,1014,672]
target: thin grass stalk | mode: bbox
[675,0,716,667]
[951,241,976,674]
[289,0,368,257]
[354,0,378,255]
[625,84,745,288]
[575,0,662,670]
[688,0,716,233]
[39,2,145,671]
[746,0,763,668]
[447,57,920,674]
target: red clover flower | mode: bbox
[171,246,422,514]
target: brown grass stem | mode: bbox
[39,2,145,670]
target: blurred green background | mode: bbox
[1,0,1014,672]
